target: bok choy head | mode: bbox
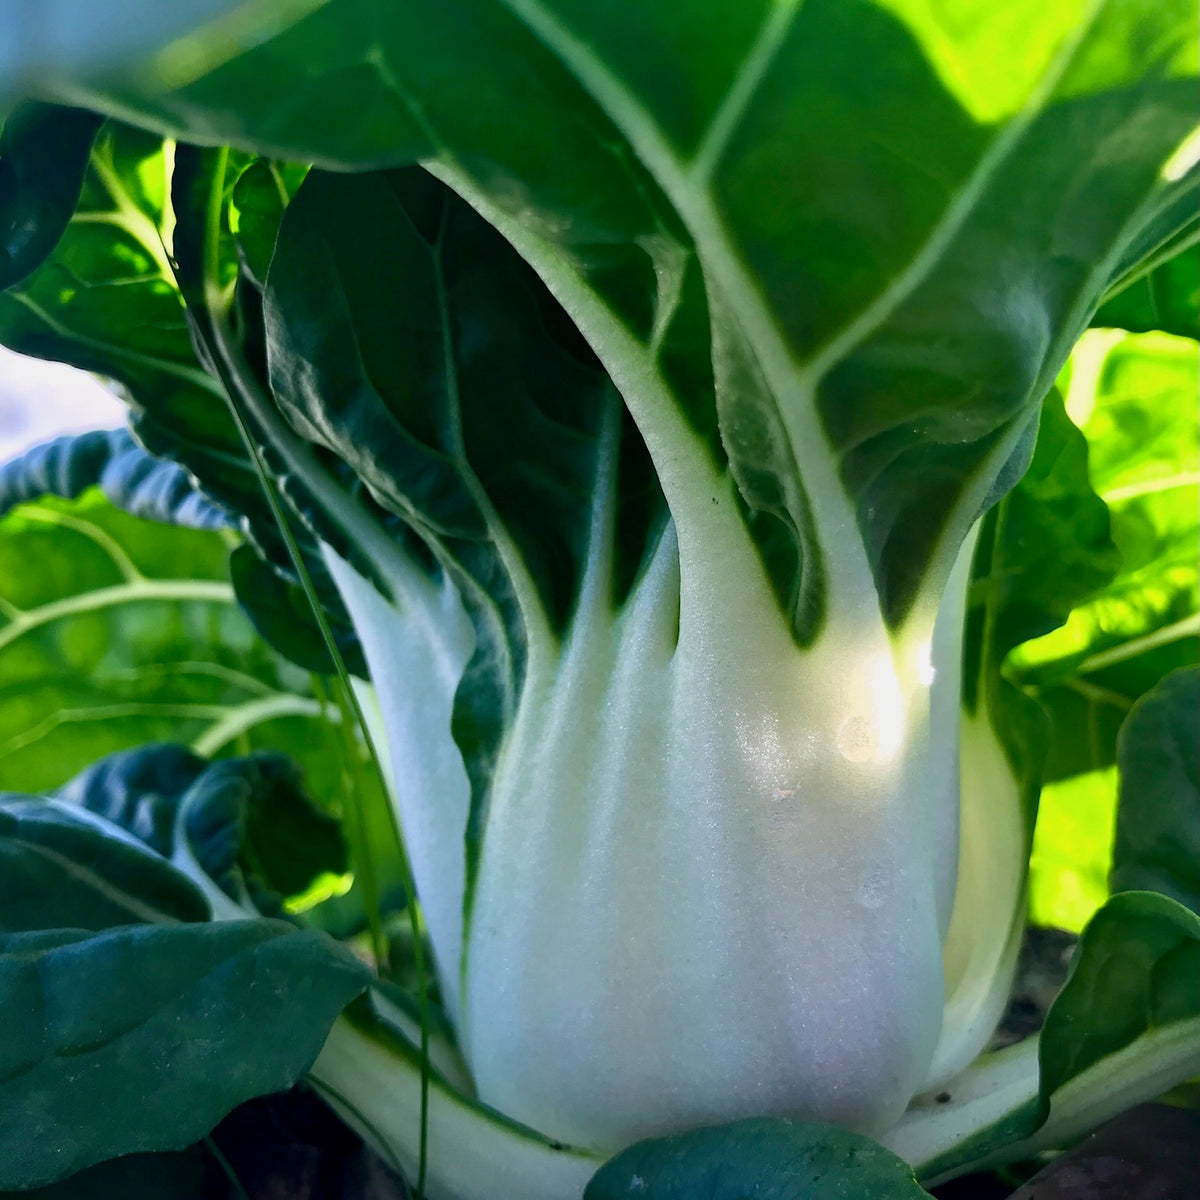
[0,0,1196,1178]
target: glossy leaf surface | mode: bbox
[585,1117,932,1199]
[1110,669,1199,914]
[0,919,368,1189]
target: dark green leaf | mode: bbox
[266,166,661,635]
[55,743,347,913]
[970,390,1120,704]
[0,799,210,931]
[0,103,101,288]
[264,166,666,904]
[229,543,363,676]
[1093,242,1199,341]
[0,919,369,1189]
[585,1117,932,1199]
[1111,669,1200,914]
[963,387,1120,817]
[231,159,307,289]
[1038,890,1200,1110]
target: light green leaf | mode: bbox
[0,489,321,791]
[1027,766,1118,931]
[1012,329,1197,925]
[0,121,289,566]
[0,919,369,1189]
[1012,330,1199,782]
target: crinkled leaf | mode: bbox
[0,919,369,1189]
[1111,668,1200,914]
[585,1118,932,1200]
[0,102,101,288]
[0,428,234,530]
[55,743,347,912]
[0,798,210,931]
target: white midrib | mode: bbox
[0,578,235,652]
[491,0,1104,617]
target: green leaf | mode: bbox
[263,166,666,898]
[230,158,307,289]
[1011,330,1199,782]
[0,428,234,531]
[1010,329,1197,928]
[895,891,1200,1181]
[228,543,356,675]
[21,0,1198,633]
[0,103,102,288]
[1111,668,1200,914]
[0,489,321,793]
[1093,242,1199,341]
[584,1118,932,1199]
[0,798,210,931]
[1038,890,1199,1115]
[55,743,347,914]
[266,166,661,637]
[0,121,288,569]
[0,919,369,1189]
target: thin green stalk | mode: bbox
[203,1134,252,1200]
[310,671,388,967]
[331,674,390,970]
